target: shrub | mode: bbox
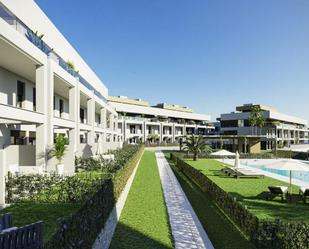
[75,145,140,173]
[44,145,144,249]
[5,173,64,203]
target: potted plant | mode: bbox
[51,134,69,175]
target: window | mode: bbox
[33,88,36,111]
[80,108,85,123]
[238,120,244,127]
[59,99,64,117]
[130,125,136,134]
[17,81,25,108]
[10,130,26,145]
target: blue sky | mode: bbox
[36,0,309,121]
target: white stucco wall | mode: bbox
[1,0,108,99]
[0,67,35,110]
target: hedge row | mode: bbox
[170,153,309,249]
[275,150,309,160]
[181,152,275,160]
[6,145,141,204]
[44,145,144,249]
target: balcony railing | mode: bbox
[0,3,107,104]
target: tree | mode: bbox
[51,135,69,164]
[249,106,264,135]
[183,135,207,161]
[257,115,266,135]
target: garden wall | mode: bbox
[170,153,309,249]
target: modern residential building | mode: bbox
[0,0,121,175]
[109,96,214,144]
[219,104,308,151]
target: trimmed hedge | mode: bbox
[44,145,144,249]
[170,153,309,249]
[275,150,309,160]
[182,152,274,160]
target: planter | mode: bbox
[56,164,64,175]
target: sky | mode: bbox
[35,0,309,121]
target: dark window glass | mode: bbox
[17,81,25,108]
[80,108,85,123]
[59,99,64,116]
[33,88,36,110]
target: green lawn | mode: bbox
[109,151,173,249]
[0,202,80,242]
[168,158,255,249]
[186,159,309,222]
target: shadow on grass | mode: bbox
[166,159,255,249]
[228,191,309,221]
[109,222,173,249]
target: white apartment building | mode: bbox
[0,0,121,175]
[219,104,308,150]
[109,96,214,144]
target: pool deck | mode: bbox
[218,159,309,189]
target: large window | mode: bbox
[221,120,238,128]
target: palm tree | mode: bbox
[51,134,69,164]
[183,135,207,161]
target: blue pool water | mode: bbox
[248,164,309,183]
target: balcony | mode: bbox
[0,3,107,104]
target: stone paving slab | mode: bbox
[155,151,214,249]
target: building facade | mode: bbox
[219,104,308,150]
[0,0,121,175]
[109,96,214,144]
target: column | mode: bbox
[109,113,114,131]
[69,84,78,154]
[159,123,162,143]
[65,84,79,174]
[100,107,106,143]
[0,148,6,205]
[141,121,145,143]
[35,63,51,169]
[87,93,95,145]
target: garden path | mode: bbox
[155,151,214,249]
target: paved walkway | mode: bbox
[155,151,214,249]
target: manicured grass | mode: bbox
[186,159,309,222]
[0,202,81,242]
[168,158,255,249]
[110,151,173,249]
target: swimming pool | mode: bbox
[245,161,309,183]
